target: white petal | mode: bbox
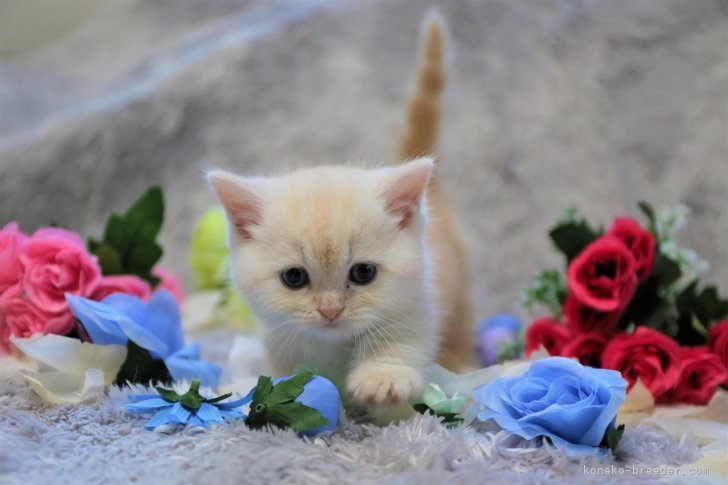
[11,334,127,382]
[19,368,107,405]
[181,291,222,331]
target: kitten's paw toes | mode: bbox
[347,363,423,405]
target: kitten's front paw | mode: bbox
[347,363,423,405]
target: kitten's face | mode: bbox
[209,160,433,341]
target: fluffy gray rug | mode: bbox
[0,334,702,485]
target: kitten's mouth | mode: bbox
[307,319,353,341]
[321,318,341,329]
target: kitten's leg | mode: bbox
[347,317,436,405]
[347,359,423,405]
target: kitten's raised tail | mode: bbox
[396,10,448,164]
[397,12,478,373]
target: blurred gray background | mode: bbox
[1,0,726,319]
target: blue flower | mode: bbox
[472,357,627,456]
[270,375,340,437]
[124,382,252,429]
[475,314,523,366]
[66,290,221,387]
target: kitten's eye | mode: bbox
[280,267,309,289]
[349,263,377,285]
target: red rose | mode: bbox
[561,332,608,367]
[567,236,638,312]
[525,318,572,357]
[602,327,681,399]
[563,293,623,335]
[660,347,727,405]
[707,320,728,371]
[607,217,656,281]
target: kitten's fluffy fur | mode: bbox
[209,13,474,406]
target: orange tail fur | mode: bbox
[397,10,447,164]
[398,11,477,372]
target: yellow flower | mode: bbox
[188,207,229,290]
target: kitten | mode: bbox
[209,12,474,405]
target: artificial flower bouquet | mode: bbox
[521,203,728,406]
[0,187,220,403]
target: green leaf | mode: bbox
[155,387,181,402]
[245,376,273,430]
[126,242,163,276]
[521,269,567,317]
[690,314,709,338]
[652,253,681,288]
[410,402,463,428]
[88,238,101,253]
[204,392,233,404]
[605,424,625,451]
[676,282,698,310]
[548,220,600,262]
[179,380,204,411]
[251,375,273,407]
[497,331,524,363]
[267,372,314,406]
[695,286,728,322]
[155,380,216,411]
[245,373,327,433]
[270,401,328,432]
[90,186,165,286]
[637,201,656,233]
[618,277,665,330]
[125,187,164,237]
[93,243,124,275]
[412,403,430,415]
[677,283,728,326]
[113,341,172,386]
[103,215,128,253]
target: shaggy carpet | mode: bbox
[0,332,704,485]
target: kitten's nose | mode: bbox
[318,305,344,322]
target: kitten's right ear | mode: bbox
[207,170,264,240]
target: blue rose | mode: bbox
[472,357,627,455]
[272,375,340,437]
[475,313,523,366]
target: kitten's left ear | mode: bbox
[379,157,434,229]
[207,170,264,240]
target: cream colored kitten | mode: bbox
[209,13,474,405]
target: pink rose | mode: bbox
[0,289,16,354]
[0,222,27,293]
[19,227,101,314]
[0,285,75,353]
[152,266,184,304]
[91,275,151,301]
